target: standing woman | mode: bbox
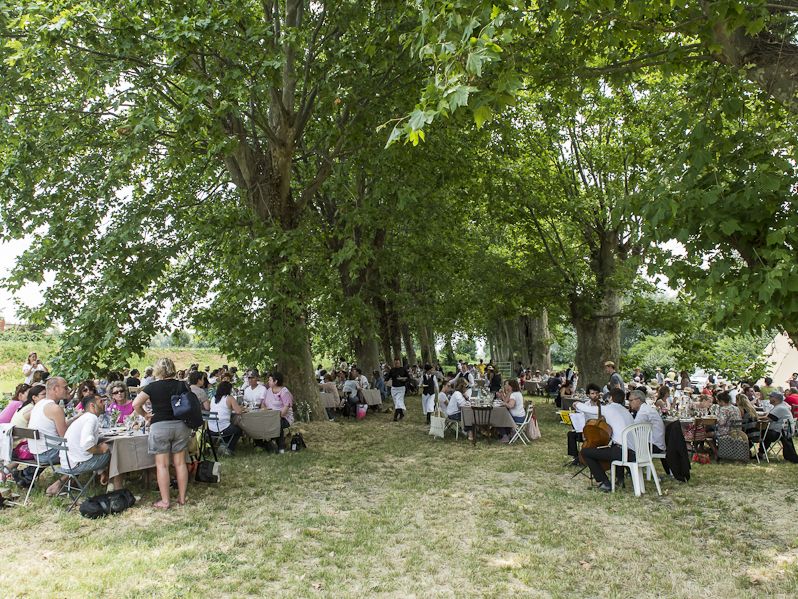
[22,352,46,385]
[133,357,192,509]
[421,364,437,424]
[386,357,409,421]
[208,381,243,454]
[261,372,294,454]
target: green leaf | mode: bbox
[473,105,492,129]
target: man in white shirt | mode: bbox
[243,371,267,406]
[50,394,114,495]
[628,389,670,475]
[761,391,798,462]
[576,388,635,492]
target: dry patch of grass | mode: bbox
[1,395,797,598]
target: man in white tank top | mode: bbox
[28,377,70,464]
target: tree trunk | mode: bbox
[523,309,552,371]
[419,325,432,366]
[388,304,402,360]
[443,333,456,365]
[273,313,325,421]
[571,289,621,392]
[401,322,417,367]
[354,332,381,384]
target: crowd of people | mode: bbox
[1,356,293,509]
[557,361,798,492]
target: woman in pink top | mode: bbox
[107,381,135,423]
[261,371,293,453]
[0,383,30,424]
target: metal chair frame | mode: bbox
[44,433,98,512]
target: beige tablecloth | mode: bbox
[362,389,382,406]
[462,406,517,428]
[234,410,281,440]
[102,432,154,479]
[525,381,542,395]
[320,392,341,409]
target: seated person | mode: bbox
[785,387,798,419]
[497,379,526,443]
[342,372,360,417]
[106,381,135,424]
[577,388,635,492]
[208,381,243,454]
[319,373,341,420]
[261,372,294,454]
[0,383,29,424]
[436,381,452,413]
[445,378,472,440]
[761,391,798,462]
[654,385,670,415]
[373,370,388,401]
[628,389,670,475]
[567,383,601,465]
[714,392,740,437]
[556,380,573,409]
[50,394,119,496]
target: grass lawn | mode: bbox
[1,395,797,598]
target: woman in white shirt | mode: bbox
[208,381,243,454]
[22,352,46,385]
[497,379,527,443]
[446,378,473,440]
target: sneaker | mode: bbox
[597,482,612,493]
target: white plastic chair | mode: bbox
[509,405,534,445]
[611,423,662,497]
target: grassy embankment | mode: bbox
[0,338,230,394]
[0,394,796,598]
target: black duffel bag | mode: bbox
[79,489,136,519]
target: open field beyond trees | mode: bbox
[1,397,796,598]
[0,340,230,395]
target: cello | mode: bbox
[579,398,613,470]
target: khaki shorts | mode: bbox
[148,420,192,455]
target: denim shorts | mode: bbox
[148,420,192,455]
[67,452,111,474]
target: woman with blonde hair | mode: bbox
[133,357,192,509]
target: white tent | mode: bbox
[760,332,798,389]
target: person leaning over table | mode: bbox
[106,381,134,424]
[208,381,243,454]
[133,357,192,509]
[261,371,294,454]
[577,387,635,492]
[628,389,671,476]
[496,379,526,444]
[760,391,798,463]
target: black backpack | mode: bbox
[290,433,307,451]
[171,382,204,430]
[79,489,136,519]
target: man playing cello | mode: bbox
[576,388,635,492]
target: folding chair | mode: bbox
[611,423,662,497]
[8,427,49,506]
[204,412,237,458]
[200,413,221,460]
[760,423,783,463]
[444,416,464,440]
[44,434,98,512]
[509,405,534,445]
